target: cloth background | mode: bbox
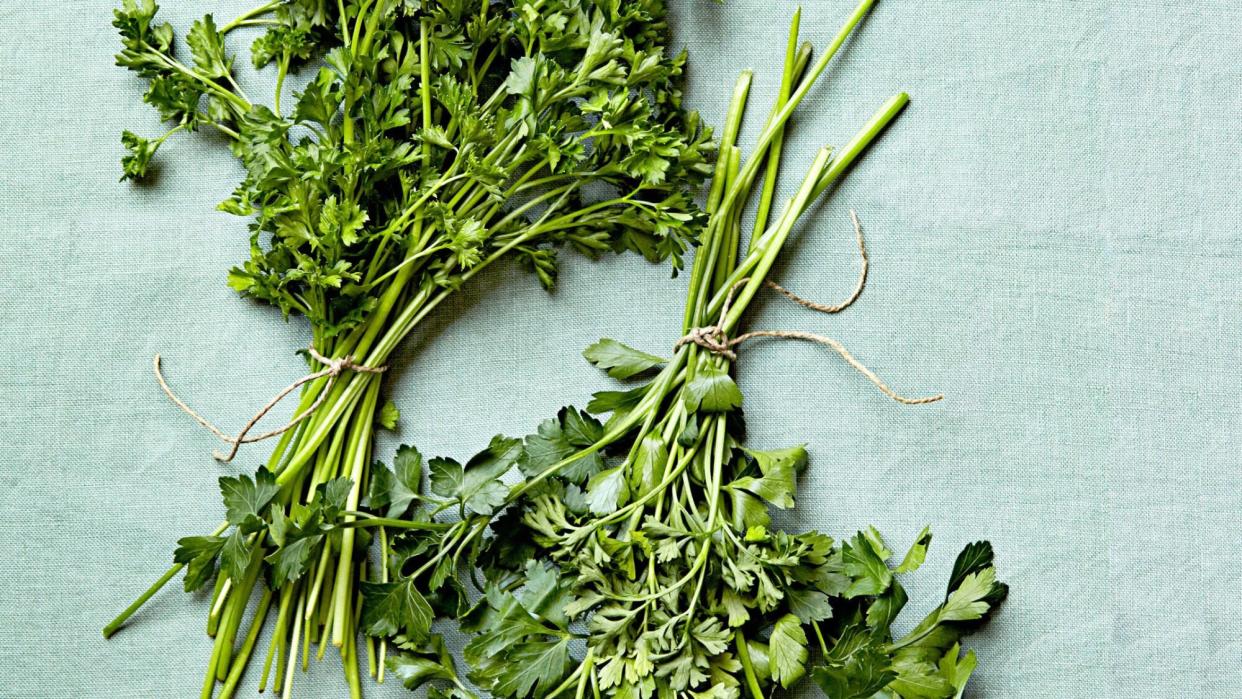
[1,0,1239,696]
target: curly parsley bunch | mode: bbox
[106,0,710,697]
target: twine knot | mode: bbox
[676,325,737,360]
[155,346,388,462]
[676,211,943,406]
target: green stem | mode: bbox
[734,630,766,699]
[332,380,380,646]
[337,514,451,530]
[221,0,281,34]
[102,521,230,638]
[751,12,807,245]
[709,0,877,239]
[217,588,274,699]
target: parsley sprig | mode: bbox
[105,0,712,697]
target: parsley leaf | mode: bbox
[583,338,667,379]
[173,535,224,592]
[683,365,743,412]
[768,614,808,688]
[219,468,279,528]
[360,579,434,642]
[430,436,519,516]
[369,444,423,518]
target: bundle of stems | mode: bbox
[464,8,1003,699]
[104,1,710,697]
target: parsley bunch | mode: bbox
[359,3,1007,698]
[105,0,711,697]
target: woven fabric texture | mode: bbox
[1,1,1239,696]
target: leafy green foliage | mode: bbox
[114,0,710,342]
[108,4,1009,699]
[683,364,744,412]
[219,468,280,528]
[172,535,224,592]
[361,578,435,641]
[769,614,808,687]
[518,406,606,483]
[430,436,521,516]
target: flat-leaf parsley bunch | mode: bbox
[352,3,1008,698]
[105,1,711,697]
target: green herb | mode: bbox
[358,3,1005,699]
[104,1,711,697]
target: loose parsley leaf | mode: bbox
[378,399,400,429]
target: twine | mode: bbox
[154,347,388,462]
[677,210,943,406]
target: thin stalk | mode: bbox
[332,380,380,646]
[221,0,281,33]
[206,571,229,636]
[102,521,230,638]
[734,630,765,699]
[710,0,878,237]
[752,10,806,244]
[217,588,274,699]
[281,588,306,699]
[259,583,297,692]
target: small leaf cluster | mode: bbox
[173,468,359,594]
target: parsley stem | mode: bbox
[812,620,830,656]
[734,630,766,699]
[709,0,877,246]
[259,583,297,693]
[751,10,808,245]
[338,513,451,530]
[332,380,378,646]
[102,520,230,638]
[545,663,586,699]
[220,0,281,34]
[217,587,273,699]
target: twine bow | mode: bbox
[676,211,943,406]
[154,347,388,462]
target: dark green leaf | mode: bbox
[683,365,742,412]
[370,444,423,518]
[219,528,255,582]
[582,338,666,379]
[265,534,323,588]
[219,468,280,526]
[173,535,225,592]
[361,579,434,642]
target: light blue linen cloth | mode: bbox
[1,1,1238,696]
